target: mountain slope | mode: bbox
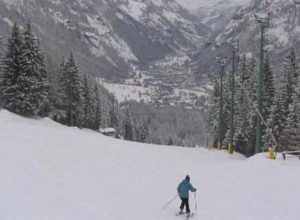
[0,110,299,220]
[0,0,209,79]
[215,0,300,68]
[192,0,300,78]
[195,0,251,33]
[177,0,249,12]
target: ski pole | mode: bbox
[194,191,197,213]
[161,194,178,209]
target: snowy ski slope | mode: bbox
[0,110,299,220]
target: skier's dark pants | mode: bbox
[180,197,190,213]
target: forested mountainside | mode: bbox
[0,0,209,80]
[193,0,300,78]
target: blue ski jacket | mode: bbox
[177,179,196,198]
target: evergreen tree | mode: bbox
[262,53,275,122]
[265,60,289,150]
[135,120,150,143]
[0,36,2,60]
[61,52,83,127]
[285,50,298,107]
[221,71,232,148]
[280,50,298,115]
[0,22,49,116]
[205,78,220,148]
[92,84,102,130]
[100,96,111,128]
[264,51,299,151]
[0,36,3,107]
[0,23,27,115]
[277,54,300,151]
[21,21,49,116]
[49,57,68,122]
[124,108,134,141]
[233,56,257,155]
[244,58,258,156]
[260,53,276,149]
[110,96,120,132]
[82,74,94,129]
[233,54,248,154]
[279,95,300,151]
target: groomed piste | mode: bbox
[0,110,299,220]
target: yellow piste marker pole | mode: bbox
[208,141,213,150]
[228,144,233,154]
[268,147,276,160]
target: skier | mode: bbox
[177,175,196,216]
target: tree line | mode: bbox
[0,21,121,133]
[122,101,205,147]
[206,51,300,156]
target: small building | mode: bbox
[99,128,116,137]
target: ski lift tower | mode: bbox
[254,12,270,154]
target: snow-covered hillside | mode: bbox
[177,0,250,12]
[214,0,300,68]
[0,110,300,220]
[0,0,209,79]
[0,0,213,109]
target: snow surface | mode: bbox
[85,14,137,62]
[120,1,147,21]
[0,110,300,220]
[97,78,153,103]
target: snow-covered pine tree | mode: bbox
[82,74,94,129]
[0,23,27,115]
[265,54,291,151]
[221,70,232,149]
[135,120,150,143]
[265,99,285,151]
[280,50,298,115]
[262,53,275,123]
[61,52,83,127]
[275,51,299,150]
[44,56,55,114]
[0,35,2,60]
[21,21,49,116]
[110,96,120,133]
[241,57,258,156]
[0,36,3,107]
[205,78,220,148]
[92,83,102,130]
[279,91,300,151]
[286,50,298,107]
[260,53,276,149]
[48,57,68,122]
[124,108,134,141]
[100,95,111,128]
[233,54,249,154]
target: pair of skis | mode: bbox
[175,212,195,219]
